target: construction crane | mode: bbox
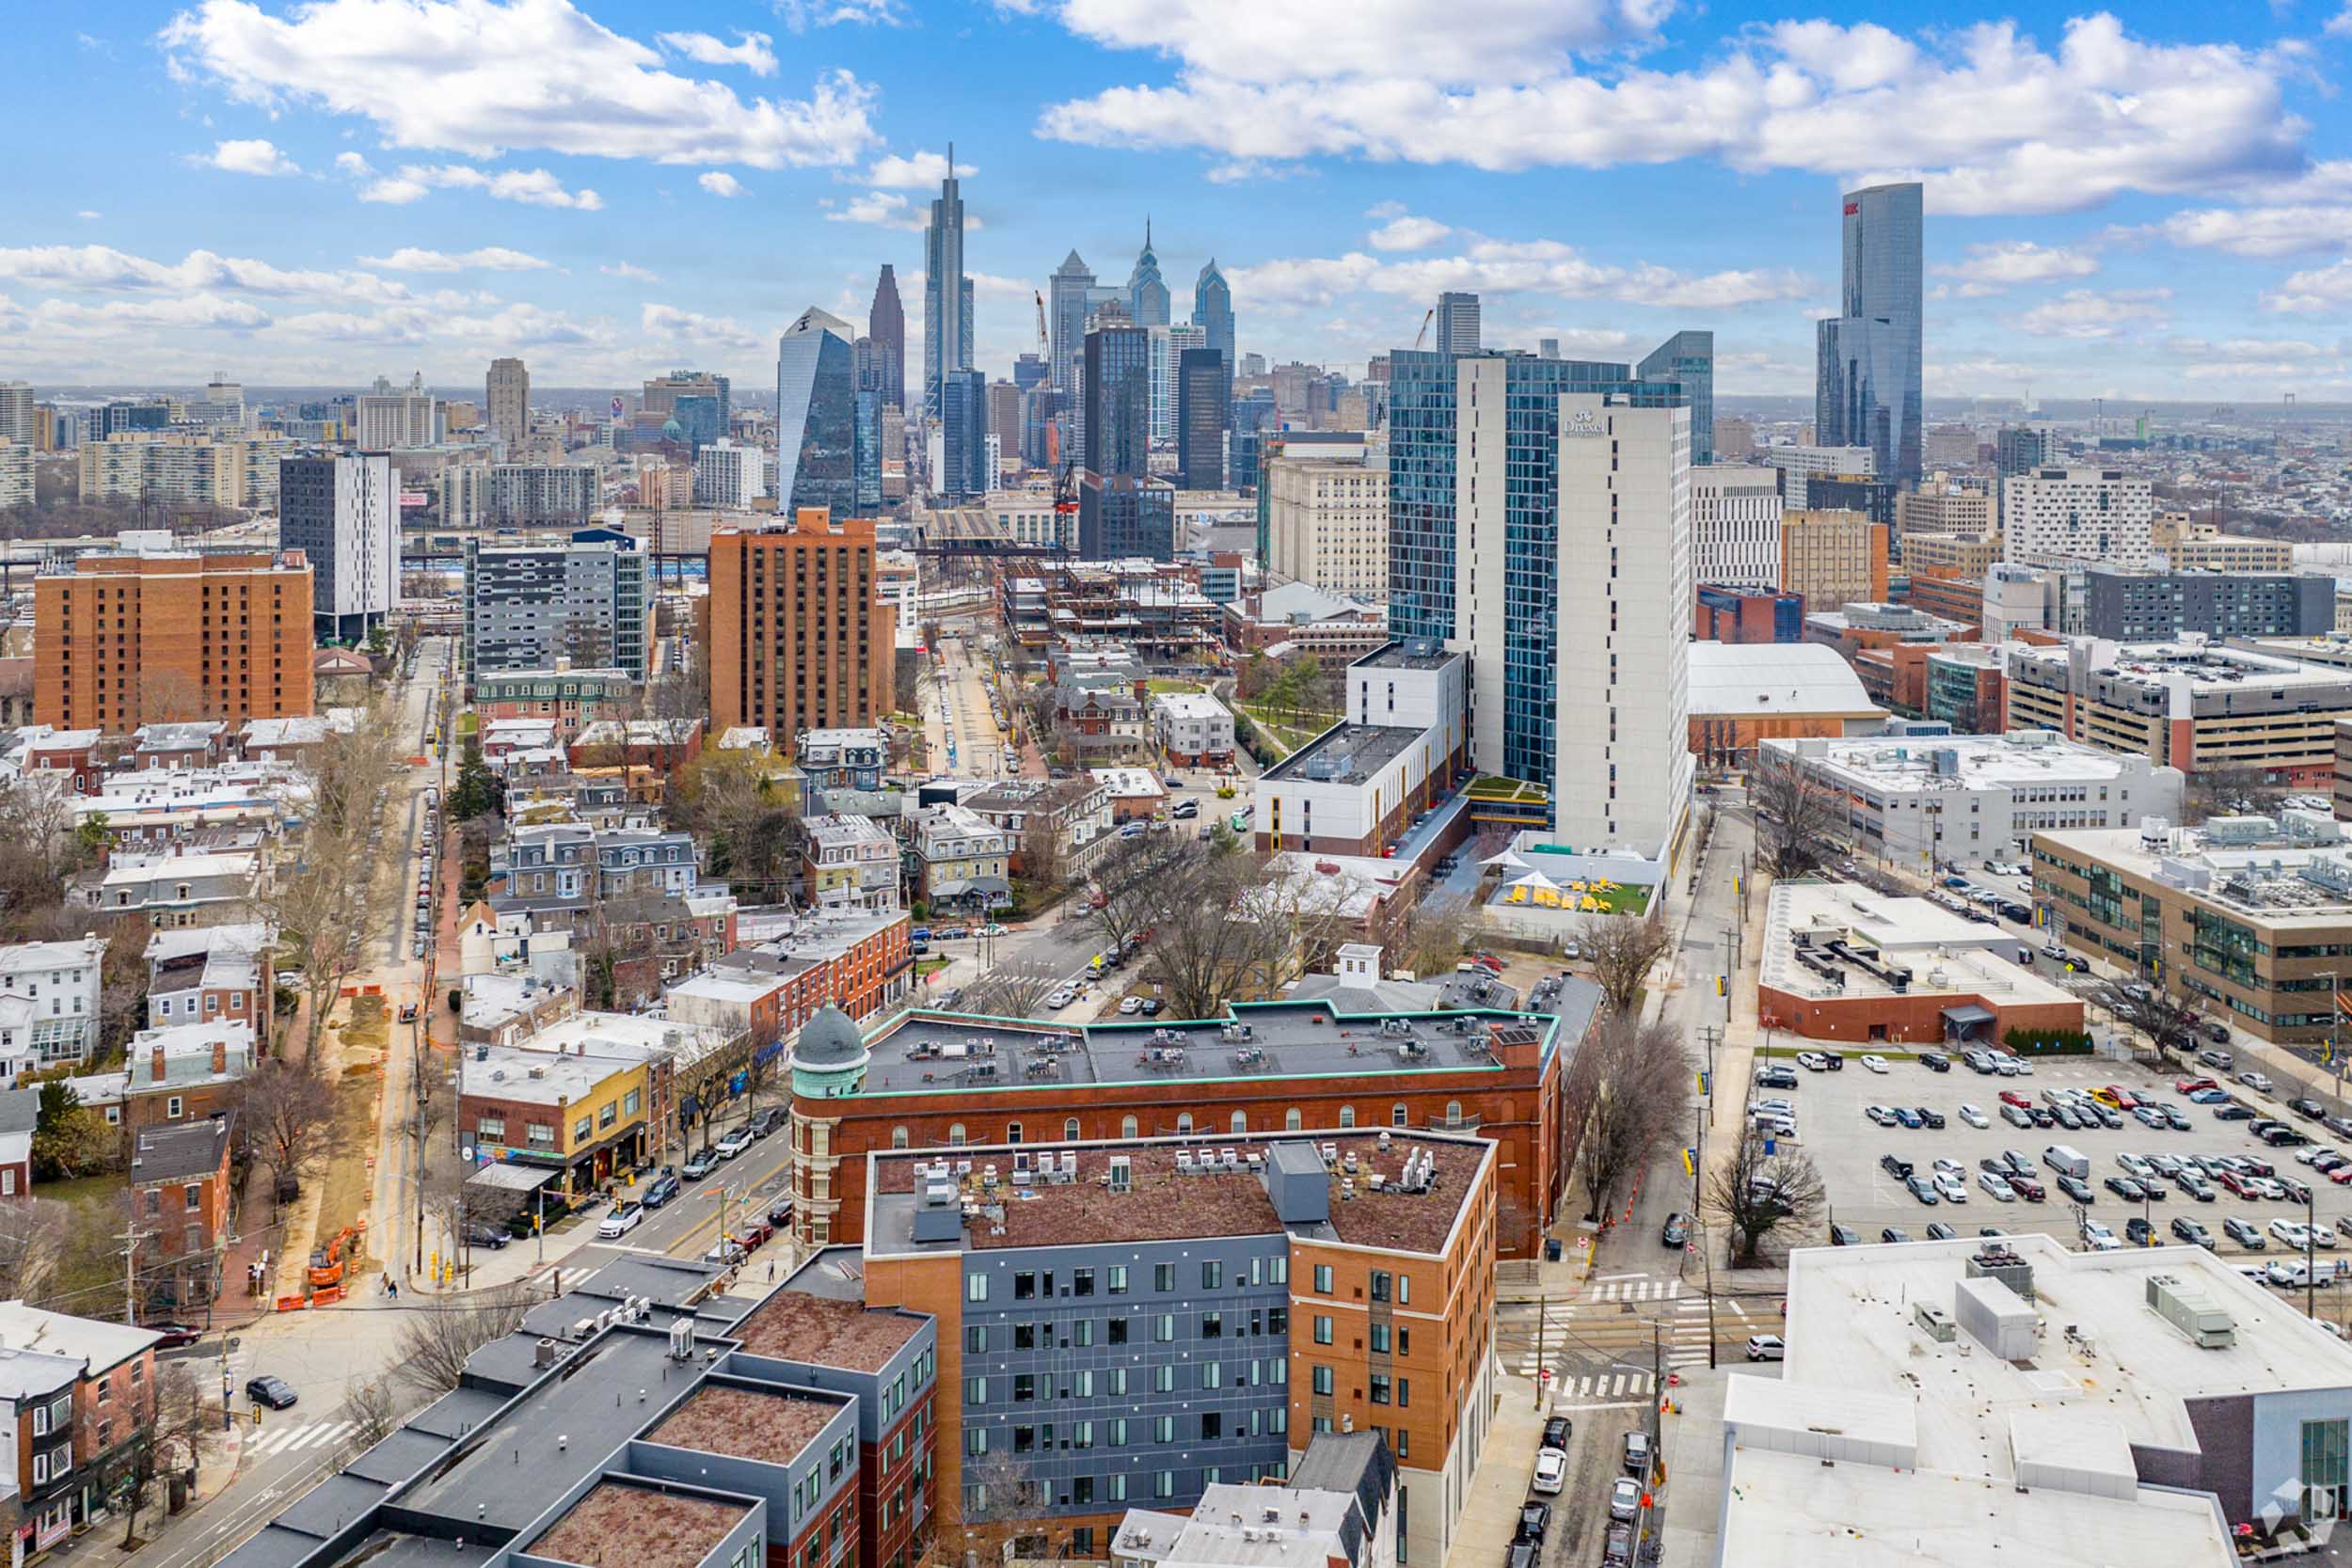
[1035,290,1059,469]
[1411,308,1435,351]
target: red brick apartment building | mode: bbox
[707,511,897,739]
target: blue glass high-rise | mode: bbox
[1637,330,1714,466]
[774,307,862,520]
[1194,260,1233,372]
[1815,182,1923,484]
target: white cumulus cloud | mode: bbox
[199,136,300,175]
[2013,287,2171,339]
[358,245,551,272]
[865,150,970,187]
[159,0,877,169]
[1368,214,1452,252]
[1931,240,2099,296]
[698,171,745,198]
[657,29,777,75]
[358,163,602,209]
[601,261,661,282]
[1232,240,1811,313]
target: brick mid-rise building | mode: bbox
[707,510,897,739]
[34,531,314,734]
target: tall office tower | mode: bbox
[938,370,990,499]
[1388,352,1695,850]
[668,394,725,456]
[1434,292,1481,356]
[2001,466,2154,569]
[278,453,393,642]
[36,531,315,732]
[867,263,906,412]
[1020,386,1065,469]
[1638,330,1715,466]
[985,380,1023,467]
[355,372,440,448]
[1759,444,1875,510]
[485,356,529,447]
[1079,321,1173,559]
[707,511,895,736]
[1537,339,1561,360]
[853,391,882,511]
[921,147,968,420]
[462,531,649,680]
[1994,422,2058,478]
[1147,323,1206,443]
[0,381,38,445]
[1690,465,1784,589]
[1126,221,1170,327]
[1713,417,1756,461]
[0,443,28,510]
[774,307,862,522]
[1194,260,1233,372]
[1815,181,1924,484]
[1011,354,1048,393]
[1048,251,1096,395]
[1176,346,1231,490]
[693,438,766,510]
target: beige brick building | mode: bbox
[1780,508,1888,612]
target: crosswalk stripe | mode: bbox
[252,1420,351,1457]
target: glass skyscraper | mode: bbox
[1637,330,1715,467]
[1816,182,1923,484]
[1386,349,1692,787]
[774,307,862,520]
[939,370,989,499]
[1194,260,1233,372]
[1080,322,1171,558]
[1126,221,1170,328]
[922,149,968,420]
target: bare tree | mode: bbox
[2090,978,2206,1063]
[1144,850,1293,1019]
[0,773,87,932]
[391,1281,537,1396]
[1750,744,1847,879]
[1018,813,1067,896]
[118,1363,209,1546]
[1581,913,1674,1018]
[2185,759,2282,825]
[140,669,214,725]
[238,1058,343,1212]
[339,1378,408,1462]
[929,1449,1048,1568]
[1400,893,1480,978]
[959,961,1065,1019]
[1573,1018,1693,1223]
[1705,1124,1828,1265]
[1085,832,1198,958]
[0,1198,74,1303]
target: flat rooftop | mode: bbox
[862,1002,1550,1097]
[529,1481,748,1568]
[867,1130,1488,1257]
[1760,880,2075,1006]
[1784,729,2142,789]
[1783,1233,2352,1465]
[1261,721,1417,786]
[730,1289,926,1372]
[2012,637,2352,689]
[1352,639,1454,671]
[1687,641,1880,718]
[647,1383,842,1467]
[2039,821,2352,927]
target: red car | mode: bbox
[2329,1165,2352,1185]
[1999,1090,2033,1109]
[2176,1077,2219,1094]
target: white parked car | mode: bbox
[1744,1334,1786,1361]
[1860,1054,1891,1074]
[2081,1222,2122,1251]
[1532,1449,1566,1496]
[715,1127,754,1159]
[1933,1175,1967,1203]
[1045,989,1075,1009]
[2117,1153,2155,1179]
[1932,1158,1964,1180]
[2241,1070,2276,1093]
[1958,1103,1990,1129]
[2270,1218,2313,1250]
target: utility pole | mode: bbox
[119,1223,150,1326]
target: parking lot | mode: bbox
[1762,1048,2352,1279]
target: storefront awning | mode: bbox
[1941,1005,1996,1026]
[466,1162,558,1193]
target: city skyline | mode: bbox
[8,3,2352,399]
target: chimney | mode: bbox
[150,1044,167,1084]
[211,1039,228,1075]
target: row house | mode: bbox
[129,721,228,772]
[0,1304,162,1554]
[567,718,705,772]
[126,1114,236,1315]
[901,805,1013,914]
[796,728,889,797]
[78,849,258,929]
[473,667,639,745]
[69,1021,256,1148]
[1053,684,1148,758]
[10,729,105,795]
[961,777,1115,879]
[802,816,902,914]
[145,922,275,1049]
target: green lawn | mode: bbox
[1146,678,1206,695]
[1466,775,1549,803]
[1233,700,1338,760]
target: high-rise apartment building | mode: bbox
[2002,467,2154,569]
[78,434,296,508]
[437,464,601,530]
[707,511,896,736]
[1265,437,1386,597]
[485,356,529,447]
[1148,323,1206,443]
[775,307,862,522]
[985,380,1022,468]
[1637,329,1715,466]
[36,531,314,732]
[0,443,28,510]
[1433,292,1480,356]
[463,530,648,680]
[935,371,989,499]
[1176,347,1231,492]
[1079,322,1173,560]
[355,372,440,449]
[1895,478,1995,542]
[1994,423,2058,478]
[1389,346,1693,849]
[692,438,765,510]
[1690,464,1783,589]
[922,148,968,420]
[1194,259,1233,371]
[1125,221,1170,327]
[1778,509,1889,612]
[867,264,905,412]
[1815,181,1924,483]
[1758,443,1875,509]
[1714,417,1756,461]
[278,453,394,641]
[0,381,32,446]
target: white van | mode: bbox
[2042,1144,2090,1180]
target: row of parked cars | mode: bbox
[1517,1420,1652,1568]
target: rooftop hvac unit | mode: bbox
[668,1318,696,1359]
[1176,1149,1197,1174]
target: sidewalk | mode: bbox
[1440,1370,1549,1568]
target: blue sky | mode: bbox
[9,0,2352,401]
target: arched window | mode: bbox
[891,1126,910,1148]
[1122,1115,1139,1138]
[1285,1108,1303,1131]
[1006,1121,1023,1145]
[1065,1117,1082,1141]
[1339,1106,1357,1129]
[947,1123,966,1147]
[1445,1100,1463,1128]
[1231,1111,1248,1133]
[1391,1103,1409,1128]
[1177,1113,1195,1134]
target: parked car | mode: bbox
[715,1127,755,1159]
[1745,1334,1786,1361]
[1531,1450,1566,1497]
[1978,1171,2016,1201]
[1608,1477,1643,1521]
[1958,1103,1989,1128]
[597,1201,645,1239]
[2241,1070,2277,1093]
[1926,1222,1959,1240]
[2225,1216,2266,1249]
[1866,1104,1900,1127]
[1602,1524,1634,1568]
[2056,1174,2095,1204]
[1881,1226,1913,1243]
[2172,1216,2216,1248]
[145,1323,202,1350]
[749,1107,786,1138]
[1541,1418,1572,1453]
[681,1150,721,1180]
[1829,1223,1861,1245]
[1916,1107,1947,1129]
[1661,1212,1689,1247]
[1860,1054,1890,1073]
[1622,1432,1652,1477]
[1919,1053,1950,1073]
[1516,1503,1551,1544]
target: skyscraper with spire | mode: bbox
[1194,259,1233,372]
[922,144,968,421]
[867,263,905,413]
[1127,221,1170,328]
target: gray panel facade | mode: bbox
[2084,569,2334,642]
[959,1236,1293,1520]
